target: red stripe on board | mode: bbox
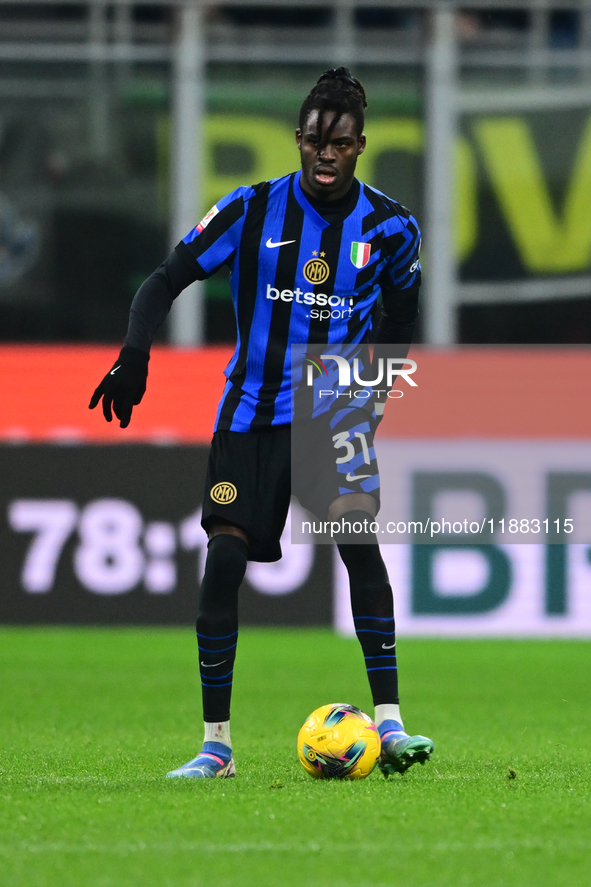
[0,345,590,442]
[379,347,591,439]
[0,345,232,444]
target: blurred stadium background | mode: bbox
[1,0,591,634]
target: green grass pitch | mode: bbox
[1,627,589,887]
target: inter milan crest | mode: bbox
[303,257,330,284]
[210,482,237,504]
[350,242,371,268]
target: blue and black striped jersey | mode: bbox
[176,171,421,432]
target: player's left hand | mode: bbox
[88,345,149,428]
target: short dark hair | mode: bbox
[299,67,368,150]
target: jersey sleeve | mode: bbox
[374,210,421,340]
[380,211,422,292]
[124,250,198,352]
[175,186,252,278]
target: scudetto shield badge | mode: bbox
[350,242,371,269]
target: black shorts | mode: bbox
[292,404,380,522]
[201,419,380,563]
[201,426,292,562]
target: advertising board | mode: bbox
[335,441,591,637]
[2,346,591,635]
[0,446,331,626]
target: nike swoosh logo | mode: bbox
[345,472,372,482]
[200,660,226,668]
[110,366,121,375]
[265,238,296,249]
[382,643,396,649]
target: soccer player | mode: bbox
[90,68,434,779]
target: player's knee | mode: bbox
[207,523,249,546]
[199,532,249,612]
[333,509,378,546]
[327,493,377,521]
[204,532,249,572]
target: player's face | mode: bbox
[296,111,366,202]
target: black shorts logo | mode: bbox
[211,482,237,504]
[303,258,330,285]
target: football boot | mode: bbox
[166,741,236,778]
[378,719,434,776]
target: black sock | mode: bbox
[196,534,248,723]
[334,509,377,545]
[337,538,399,706]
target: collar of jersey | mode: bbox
[294,172,359,228]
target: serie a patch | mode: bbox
[196,205,219,233]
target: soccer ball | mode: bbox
[297,703,381,780]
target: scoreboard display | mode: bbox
[0,445,332,626]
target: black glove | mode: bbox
[89,346,149,428]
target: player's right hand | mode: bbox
[89,345,149,428]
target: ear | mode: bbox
[357,133,366,156]
[295,128,302,150]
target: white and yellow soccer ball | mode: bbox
[297,703,381,780]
